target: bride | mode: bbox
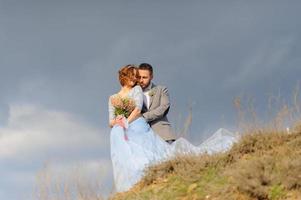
[109,64,238,193]
[109,64,170,192]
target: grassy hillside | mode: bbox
[111,123,301,200]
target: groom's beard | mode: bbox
[141,82,151,91]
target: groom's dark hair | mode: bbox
[138,63,153,76]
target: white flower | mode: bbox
[149,89,156,97]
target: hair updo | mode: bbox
[118,64,138,86]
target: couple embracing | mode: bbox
[108,63,238,193]
[108,63,176,192]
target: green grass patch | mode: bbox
[269,185,286,200]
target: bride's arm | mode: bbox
[127,86,143,124]
[109,120,115,128]
[109,119,120,128]
[108,95,119,128]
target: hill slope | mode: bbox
[111,124,301,200]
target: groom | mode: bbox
[138,63,176,144]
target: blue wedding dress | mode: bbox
[109,85,238,192]
[109,85,171,192]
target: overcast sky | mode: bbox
[1,1,301,199]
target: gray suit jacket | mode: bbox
[142,83,176,140]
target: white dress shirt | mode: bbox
[143,82,152,109]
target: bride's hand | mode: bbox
[110,117,123,128]
[116,115,123,120]
[115,117,128,129]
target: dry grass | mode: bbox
[35,164,104,200]
[111,123,301,200]
[172,103,193,138]
[226,124,301,200]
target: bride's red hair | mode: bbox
[118,64,138,86]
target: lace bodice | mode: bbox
[108,85,143,121]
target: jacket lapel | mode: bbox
[148,83,157,109]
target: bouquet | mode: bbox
[110,96,136,141]
[111,96,136,118]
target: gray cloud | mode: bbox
[1,1,301,199]
[0,104,112,199]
